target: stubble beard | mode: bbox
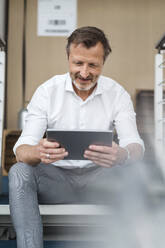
[72,80,97,91]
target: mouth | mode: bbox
[77,76,93,83]
[78,78,91,83]
[75,73,93,82]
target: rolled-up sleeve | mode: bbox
[13,85,48,154]
[114,91,144,151]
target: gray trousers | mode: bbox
[8,162,123,248]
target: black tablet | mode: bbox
[46,129,113,160]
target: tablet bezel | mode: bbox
[46,129,113,160]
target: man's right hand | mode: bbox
[15,138,68,165]
[38,138,68,164]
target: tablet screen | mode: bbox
[46,129,113,160]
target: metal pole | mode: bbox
[0,50,6,194]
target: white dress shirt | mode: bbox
[13,73,144,168]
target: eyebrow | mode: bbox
[72,59,99,66]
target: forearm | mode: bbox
[15,144,41,166]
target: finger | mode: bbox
[40,138,60,148]
[92,155,116,167]
[40,151,68,159]
[89,145,114,154]
[89,157,114,168]
[84,149,112,160]
[39,147,66,155]
[40,151,68,162]
[47,152,68,160]
[84,154,114,166]
[44,141,60,149]
[84,151,117,166]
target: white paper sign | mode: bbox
[37,0,77,36]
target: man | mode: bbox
[9,26,144,248]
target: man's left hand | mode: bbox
[84,142,128,168]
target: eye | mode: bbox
[75,61,83,66]
[89,63,97,68]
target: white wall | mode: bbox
[0,0,7,42]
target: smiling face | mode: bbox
[68,42,104,99]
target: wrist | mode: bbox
[122,147,131,165]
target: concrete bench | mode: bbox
[0,203,111,227]
[0,202,111,241]
[0,177,111,241]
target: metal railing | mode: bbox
[155,35,165,163]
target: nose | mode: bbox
[79,65,89,79]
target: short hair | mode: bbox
[66,26,112,62]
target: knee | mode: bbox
[9,162,32,178]
[8,162,36,190]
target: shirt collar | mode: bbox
[65,73,74,92]
[94,76,104,95]
[65,73,104,96]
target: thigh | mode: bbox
[79,165,125,204]
[34,163,78,204]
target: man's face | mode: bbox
[68,42,104,92]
